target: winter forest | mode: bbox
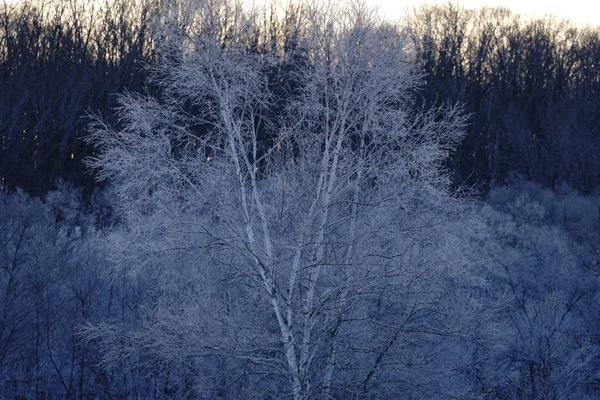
[0,0,599,398]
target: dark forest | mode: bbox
[1,1,599,196]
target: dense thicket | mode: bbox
[2,180,598,399]
[0,186,161,399]
[0,0,599,195]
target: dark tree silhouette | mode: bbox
[409,3,600,193]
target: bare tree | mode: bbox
[85,1,482,398]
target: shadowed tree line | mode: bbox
[409,3,600,192]
[0,0,157,196]
[1,0,599,196]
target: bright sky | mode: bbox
[370,0,600,26]
[3,0,599,27]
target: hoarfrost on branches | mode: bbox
[85,1,483,398]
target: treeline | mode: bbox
[0,0,599,195]
[409,4,600,192]
[0,0,156,196]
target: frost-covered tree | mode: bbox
[85,1,483,398]
[0,185,132,399]
[476,179,600,399]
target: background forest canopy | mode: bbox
[0,0,600,399]
[0,0,599,197]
